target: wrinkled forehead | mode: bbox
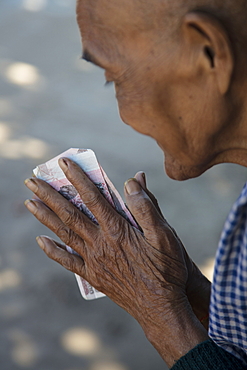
[76,0,165,49]
[76,0,152,35]
[76,1,129,63]
[76,0,175,69]
[76,0,156,67]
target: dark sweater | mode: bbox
[171,340,245,370]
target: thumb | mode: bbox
[134,172,164,219]
[134,171,147,191]
[124,178,163,237]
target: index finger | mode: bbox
[59,157,124,229]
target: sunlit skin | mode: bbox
[24,0,247,368]
[77,0,247,181]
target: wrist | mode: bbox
[139,296,209,368]
[186,264,211,330]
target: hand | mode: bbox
[134,171,211,330]
[24,158,208,367]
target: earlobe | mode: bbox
[183,11,234,95]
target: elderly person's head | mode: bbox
[76,0,247,180]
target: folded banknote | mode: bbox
[33,148,139,300]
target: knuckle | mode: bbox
[43,243,75,271]
[135,198,157,224]
[84,191,101,209]
[108,218,127,244]
[38,188,51,205]
[139,199,164,228]
[56,225,75,246]
[61,206,80,227]
[148,223,174,246]
[36,207,51,225]
[61,256,75,272]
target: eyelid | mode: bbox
[82,51,117,86]
[81,51,92,63]
[104,80,114,87]
[81,50,101,67]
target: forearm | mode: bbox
[187,273,211,330]
[186,261,211,330]
[139,297,209,368]
[171,339,244,370]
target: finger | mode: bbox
[36,236,87,277]
[124,178,165,240]
[24,178,98,245]
[43,236,67,251]
[134,172,164,218]
[58,158,123,229]
[134,171,147,190]
[24,199,87,256]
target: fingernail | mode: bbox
[59,157,69,171]
[140,171,146,188]
[24,178,38,192]
[24,199,37,212]
[36,236,45,250]
[125,178,142,195]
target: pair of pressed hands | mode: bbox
[25,158,210,368]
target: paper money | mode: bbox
[33,148,139,300]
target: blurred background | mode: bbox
[1,1,247,369]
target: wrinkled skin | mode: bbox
[76,0,247,181]
[25,159,209,367]
[24,0,247,367]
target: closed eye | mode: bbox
[82,49,115,87]
[104,80,114,87]
[81,50,101,68]
[82,51,92,62]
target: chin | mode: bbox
[164,157,208,181]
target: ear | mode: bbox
[182,12,234,95]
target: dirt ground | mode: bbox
[1,1,247,370]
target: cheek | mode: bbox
[117,97,152,136]
[117,93,186,157]
[157,83,223,163]
[117,88,214,179]
[116,78,215,166]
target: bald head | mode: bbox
[76,0,247,180]
[77,0,247,43]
